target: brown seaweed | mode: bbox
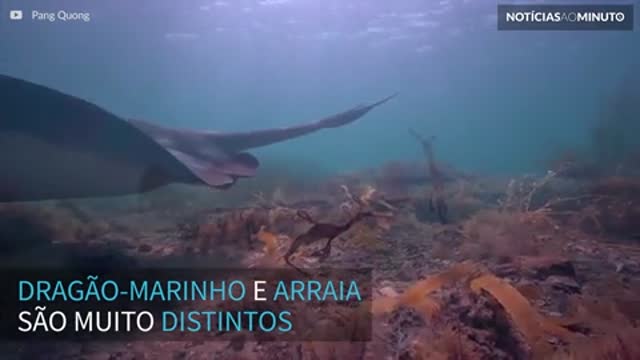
[409,128,449,224]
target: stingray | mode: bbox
[0,74,396,202]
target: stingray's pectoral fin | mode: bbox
[370,92,399,109]
[321,92,399,128]
[166,148,260,189]
[199,153,260,189]
[196,93,399,152]
[217,152,260,178]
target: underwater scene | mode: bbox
[1,0,640,359]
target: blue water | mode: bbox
[1,0,638,179]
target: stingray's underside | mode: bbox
[0,74,396,202]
